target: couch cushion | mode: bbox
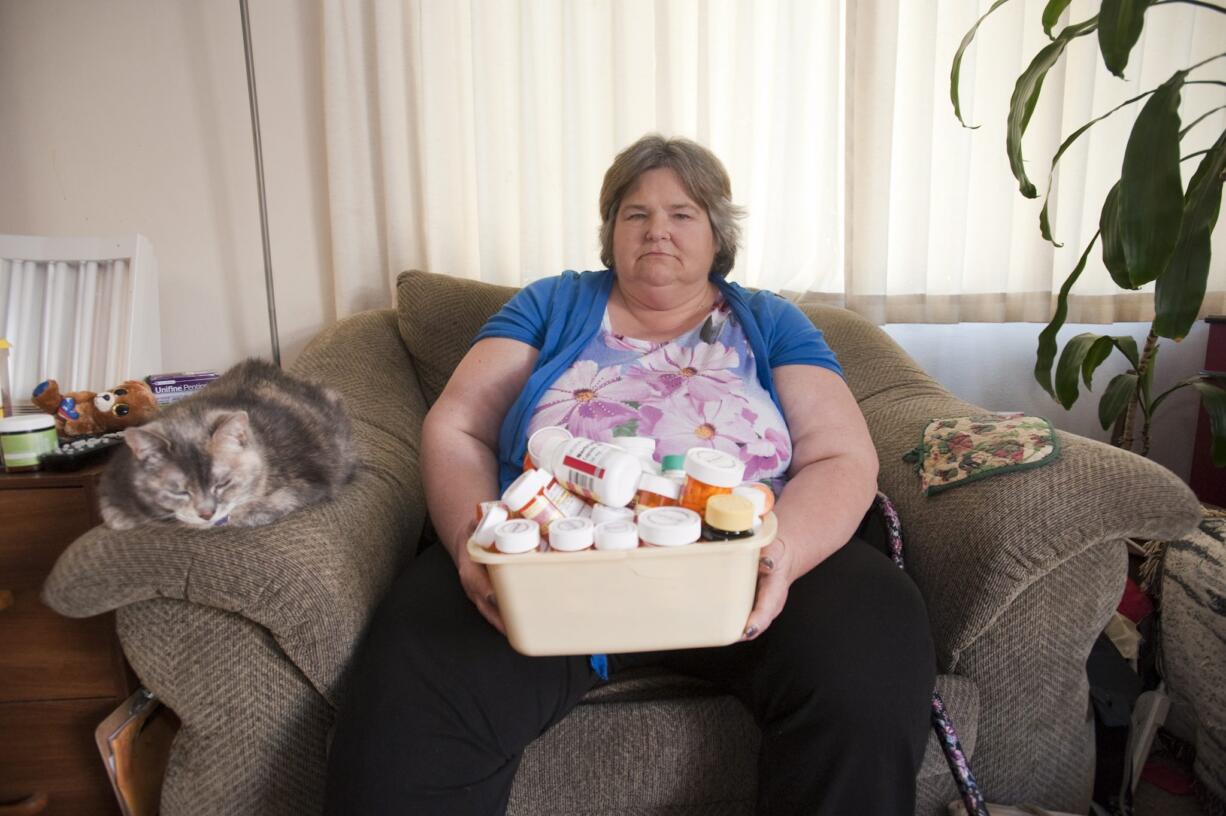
[397,269,517,406]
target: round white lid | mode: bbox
[615,437,656,457]
[590,503,635,526]
[637,471,681,500]
[0,414,56,433]
[637,507,701,547]
[594,520,639,551]
[683,448,744,488]
[472,502,509,546]
[494,519,540,554]
[501,468,551,511]
[549,516,594,551]
[527,425,572,462]
[732,485,767,516]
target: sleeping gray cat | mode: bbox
[99,358,358,529]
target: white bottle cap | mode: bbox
[501,468,552,512]
[683,448,745,488]
[590,503,635,526]
[594,520,639,551]
[549,516,595,551]
[494,519,541,554]
[637,507,702,547]
[472,501,509,546]
[527,425,572,465]
[615,436,656,457]
[637,472,682,500]
[732,485,767,517]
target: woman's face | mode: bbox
[612,167,717,292]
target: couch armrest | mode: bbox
[863,384,1201,670]
[42,309,427,703]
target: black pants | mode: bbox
[324,525,936,815]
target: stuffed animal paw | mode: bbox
[33,379,159,436]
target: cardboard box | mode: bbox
[145,371,219,405]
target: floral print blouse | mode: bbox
[525,294,792,485]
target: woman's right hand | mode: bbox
[450,525,506,635]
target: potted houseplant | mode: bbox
[951,0,1226,465]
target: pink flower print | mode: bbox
[741,427,792,481]
[626,341,741,403]
[639,394,758,459]
[533,360,653,441]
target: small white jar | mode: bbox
[636,507,702,547]
[494,519,541,554]
[594,520,639,551]
[549,516,595,552]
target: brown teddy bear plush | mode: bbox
[32,378,159,437]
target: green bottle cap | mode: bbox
[661,453,685,472]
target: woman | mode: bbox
[325,135,935,815]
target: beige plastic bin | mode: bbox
[468,513,776,656]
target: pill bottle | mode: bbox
[615,436,659,474]
[502,469,572,533]
[472,501,510,546]
[678,448,745,515]
[637,507,702,548]
[732,484,771,530]
[590,503,635,527]
[525,425,571,471]
[701,494,756,541]
[538,436,643,508]
[0,414,58,472]
[635,472,681,511]
[549,516,595,552]
[594,519,639,551]
[661,453,686,484]
[494,519,541,554]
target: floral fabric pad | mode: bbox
[903,413,1059,496]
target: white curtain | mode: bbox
[322,0,1226,324]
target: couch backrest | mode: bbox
[395,269,937,407]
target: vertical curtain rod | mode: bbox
[239,0,281,366]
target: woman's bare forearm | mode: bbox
[421,412,504,561]
[772,449,878,579]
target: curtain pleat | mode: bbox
[322,0,1225,324]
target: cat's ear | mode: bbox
[211,411,251,453]
[125,425,170,463]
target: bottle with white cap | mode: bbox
[472,501,510,546]
[538,436,643,508]
[590,503,635,527]
[549,516,595,552]
[637,507,702,547]
[594,519,639,551]
[525,425,572,470]
[494,519,541,554]
[615,436,659,475]
[677,448,745,515]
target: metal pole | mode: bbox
[239,0,281,366]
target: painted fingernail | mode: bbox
[760,557,775,571]
[743,625,758,640]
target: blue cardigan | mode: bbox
[474,270,843,491]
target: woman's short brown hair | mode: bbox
[598,134,745,279]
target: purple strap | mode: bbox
[874,492,989,816]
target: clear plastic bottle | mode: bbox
[538,436,644,508]
[678,448,745,516]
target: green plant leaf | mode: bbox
[1191,380,1226,466]
[1099,372,1138,430]
[1007,16,1099,198]
[1081,334,1139,389]
[1056,332,1103,408]
[951,0,1015,128]
[1036,232,1101,397]
[1114,335,1140,368]
[1098,0,1151,78]
[1154,126,1226,340]
[1038,89,1154,245]
[1101,70,1187,289]
[1043,0,1073,38]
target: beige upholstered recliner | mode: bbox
[43,269,1202,815]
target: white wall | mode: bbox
[0,0,1211,482]
[0,0,331,370]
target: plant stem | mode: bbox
[1122,330,1160,454]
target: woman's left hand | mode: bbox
[742,536,796,640]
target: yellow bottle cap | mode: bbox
[703,493,755,532]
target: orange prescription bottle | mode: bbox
[635,472,681,511]
[502,469,587,534]
[678,448,745,515]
